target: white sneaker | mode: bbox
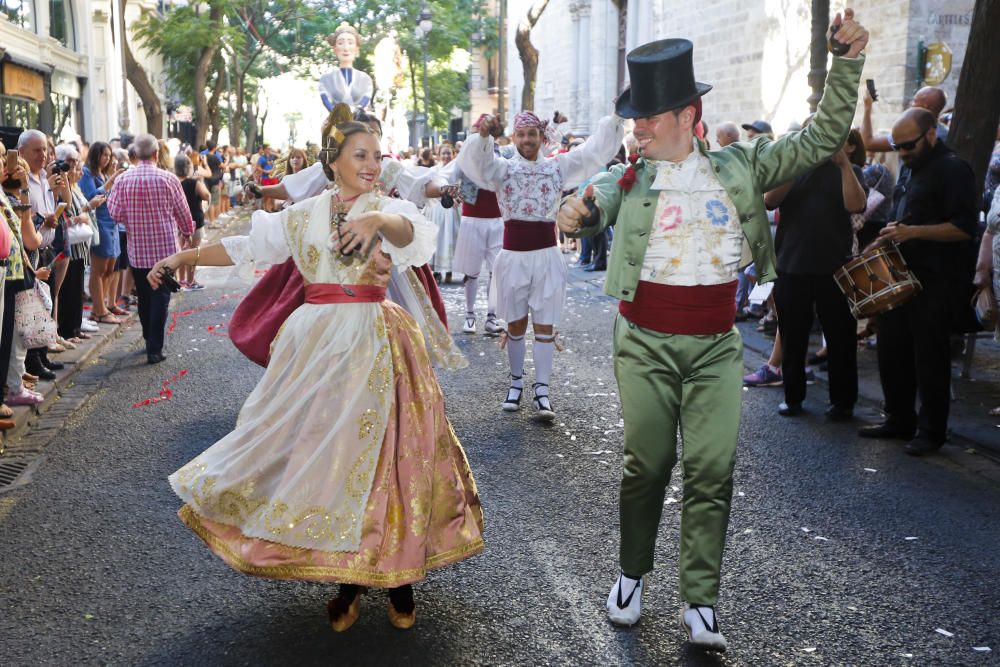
[462,316,476,334]
[483,315,503,337]
[681,603,727,652]
[606,572,643,626]
[80,320,99,332]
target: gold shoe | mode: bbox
[327,589,362,632]
[387,600,416,630]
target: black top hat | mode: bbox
[615,39,712,119]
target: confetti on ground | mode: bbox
[935,629,954,638]
[972,647,991,652]
[664,498,678,504]
[743,529,753,534]
[802,648,816,653]
[814,536,830,542]
[801,527,811,533]
[901,654,913,659]
[905,536,919,541]
[864,468,877,473]
[132,369,189,408]
[83,614,94,620]
[570,436,576,441]
[737,491,745,497]
[556,454,564,458]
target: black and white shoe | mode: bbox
[532,383,555,422]
[681,603,727,652]
[483,314,503,337]
[462,315,477,334]
[606,572,644,626]
[502,375,523,412]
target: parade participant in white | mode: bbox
[425,145,461,282]
[458,110,624,419]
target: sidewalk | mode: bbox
[0,208,249,456]
[565,261,1000,458]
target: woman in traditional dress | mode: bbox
[148,113,484,632]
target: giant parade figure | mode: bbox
[319,22,374,112]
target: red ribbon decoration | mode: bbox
[132,369,188,408]
[166,292,243,335]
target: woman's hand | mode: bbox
[330,211,384,256]
[148,254,185,289]
[87,194,106,210]
[70,213,89,226]
[35,266,51,281]
[974,267,993,289]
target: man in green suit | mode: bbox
[557,10,869,651]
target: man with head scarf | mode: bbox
[458,108,625,421]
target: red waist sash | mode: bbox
[462,189,501,218]
[619,280,738,335]
[304,283,386,304]
[503,219,557,252]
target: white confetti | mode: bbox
[814,536,830,541]
[972,647,991,652]
[802,647,816,653]
[737,491,745,497]
[664,498,678,504]
[479,352,485,356]
[556,454,564,458]
[864,468,877,473]
[847,606,858,611]
[743,528,753,534]
[901,654,913,659]
[935,628,954,637]
[905,536,919,541]
[570,436,576,441]
[801,527,811,533]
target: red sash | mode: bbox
[462,189,501,218]
[619,280,737,335]
[304,283,386,304]
[503,219,557,252]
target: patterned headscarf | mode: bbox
[513,111,557,144]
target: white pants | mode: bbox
[490,246,567,326]
[452,216,503,278]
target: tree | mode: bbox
[121,19,164,137]
[515,0,550,112]
[133,0,237,147]
[948,0,1000,205]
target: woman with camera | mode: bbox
[80,141,125,324]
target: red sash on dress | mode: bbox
[503,219,557,252]
[462,189,501,218]
[304,283,386,303]
[619,280,738,335]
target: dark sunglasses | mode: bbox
[890,129,928,152]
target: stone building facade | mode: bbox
[0,0,166,143]
[502,0,973,140]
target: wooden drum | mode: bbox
[833,245,922,319]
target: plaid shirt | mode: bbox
[107,161,194,268]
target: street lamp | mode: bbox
[415,4,433,148]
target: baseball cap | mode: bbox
[741,120,773,135]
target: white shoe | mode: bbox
[606,572,643,626]
[462,315,476,334]
[80,320,99,332]
[483,315,503,337]
[532,384,555,422]
[681,603,727,652]
[502,377,523,412]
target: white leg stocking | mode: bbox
[464,276,479,316]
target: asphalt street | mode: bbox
[1,265,999,666]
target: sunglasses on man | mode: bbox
[889,129,928,152]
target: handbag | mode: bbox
[228,257,305,367]
[66,219,94,245]
[972,285,998,330]
[14,280,59,349]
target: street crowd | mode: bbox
[2,8,1000,653]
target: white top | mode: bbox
[457,115,625,222]
[641,145,744,286]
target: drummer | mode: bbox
[766,125,867,419]
[859,107,978,456]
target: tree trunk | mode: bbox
[122,24,164,137]
[516,0,550,112]
[207,65,226,145]
[231,75,245,150]
[192,2,224,147]
[948,0,1000,207]
[246,101,259,151]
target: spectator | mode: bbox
[859,108,978,455]
[219,145,234,216]
[974,187,1000,415]
[175,154,208,290]
[741,120,774,141]
[80,141,126,323]
[107,134,194,364]
[766,130,866,419]
[157,140,173,172]
[0,147,46,410]
[256,144,277,212]
[204,151,223,226]
[427,143,460,284]
[715,122,740,148]
[417,147,435,168]
[228,147,248,206]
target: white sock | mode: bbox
[507,334,525,387]
[464,277,479,315]
[533,337,554,395]
[485,271,497,315]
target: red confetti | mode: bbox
[165,293,243,335]
[132,369,189,408]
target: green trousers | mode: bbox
[613,315,743,606]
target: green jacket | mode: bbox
[576,55,865,302]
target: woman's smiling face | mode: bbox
[331,132,381,195]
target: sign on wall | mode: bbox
[923,42,953,86]
[2,63,45,102]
